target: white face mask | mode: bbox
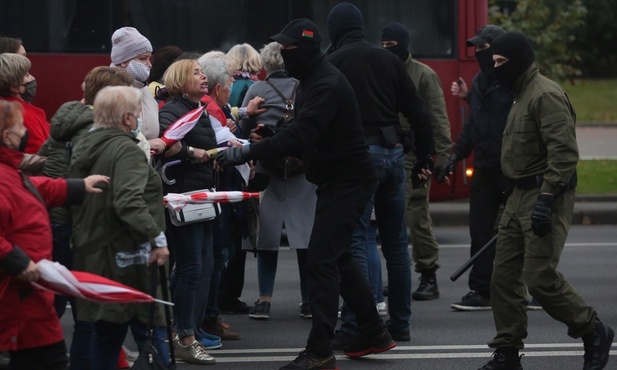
[126,60,151,82]
[130,116,143,138]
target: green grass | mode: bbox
[576,160,617,194]
[563,79,617,123]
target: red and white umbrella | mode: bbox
[33,259,173,306]
[164,191,260,211]
[159,105,206,148]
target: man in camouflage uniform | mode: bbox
[478,31,613,370]
[380,22,452,301]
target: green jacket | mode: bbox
[68,127,166,325]
[400,54,452,166]
[38,101,93,224]
[501,64,578,194]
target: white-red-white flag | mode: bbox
[33,259,173,306]
[164,191,260,210]
[160,105,206,147]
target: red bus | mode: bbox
[2,0,487,200]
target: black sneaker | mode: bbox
[279,349,338,370]
[299,302,312,319]
[582,317,614,370]
[451,291,491,311]
[387,324,411,342]
[526,296,543,311]
[412,273,439,301]
[331,330,357,350]
[343,329,397,358]
[248,300,270,320]
[219,299,252,314]
[478,347,523,370]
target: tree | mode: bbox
[571,0,617,77]
[489,0,587,82]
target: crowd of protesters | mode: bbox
[0,1,613,370]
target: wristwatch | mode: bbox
[187,146,195,157]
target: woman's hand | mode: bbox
[16,260,40,282]
[246,96,267,116]
[149,246,169,266]
[190,147,211,163]
[84,175,110,193]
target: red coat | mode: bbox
[0,147,68,350]
[2,95,50,154]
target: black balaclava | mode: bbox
[273,19,323,80]
[327,2,364,46]
[491,32,535,88]
[475,48,495,72]
[381,22,410,61]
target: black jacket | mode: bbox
[326,30,433,159]
[249,57,376,186]
[159,97,217,193]
[452,71,513,170]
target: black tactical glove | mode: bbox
[410,155,435,189]
[531,193,554,237]
[434,154,458,183]
[215,145,251,167]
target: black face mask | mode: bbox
[475,48,494,72]
[281,45,320,80]
[17,130,29,152]
[494,61,521,89]
[385,44,409,61]
[21,80,37,103]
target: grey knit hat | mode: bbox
[110,27,152,65]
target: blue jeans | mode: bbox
[367,221,384,304]
[91,318,169,370]
[257,249,309,301]
[168,221,214,337]
[205,213,229,319]
[341,145,410,336]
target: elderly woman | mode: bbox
[239,41,317,320]
[68,86,170,370]
[37,66,134,370]
[0,53,48,153]
[158,59,218,364]
[0,99,108,370]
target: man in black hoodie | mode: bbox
[216,18,397,369]
[325,2,434,346]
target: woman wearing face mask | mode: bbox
[68,86,170,370]
[0,53,49,154]
[0,99,109,370]
[110,27,168,156]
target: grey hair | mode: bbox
[259,42,284,73]
[200,58,230,92]
[0,53,31,96]
[93,86,141,129]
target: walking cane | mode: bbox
[450,234,498,281]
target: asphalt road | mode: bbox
[59,225,617,370]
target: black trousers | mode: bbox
[306,177,385,356]
[468,168,511,296]
[9,340,68,370]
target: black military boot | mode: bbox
[478,347,523,370]
[582,317,614,370]
[411,273,439,301]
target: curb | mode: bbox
[430,195,617,226]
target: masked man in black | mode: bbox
[216,18,400,370]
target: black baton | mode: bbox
[450,234,498,281]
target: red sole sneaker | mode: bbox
[344,341,397,358]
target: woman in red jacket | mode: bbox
[0,52,49,154]
[0,100,108,370]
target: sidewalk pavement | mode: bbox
[430,194,617,226]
